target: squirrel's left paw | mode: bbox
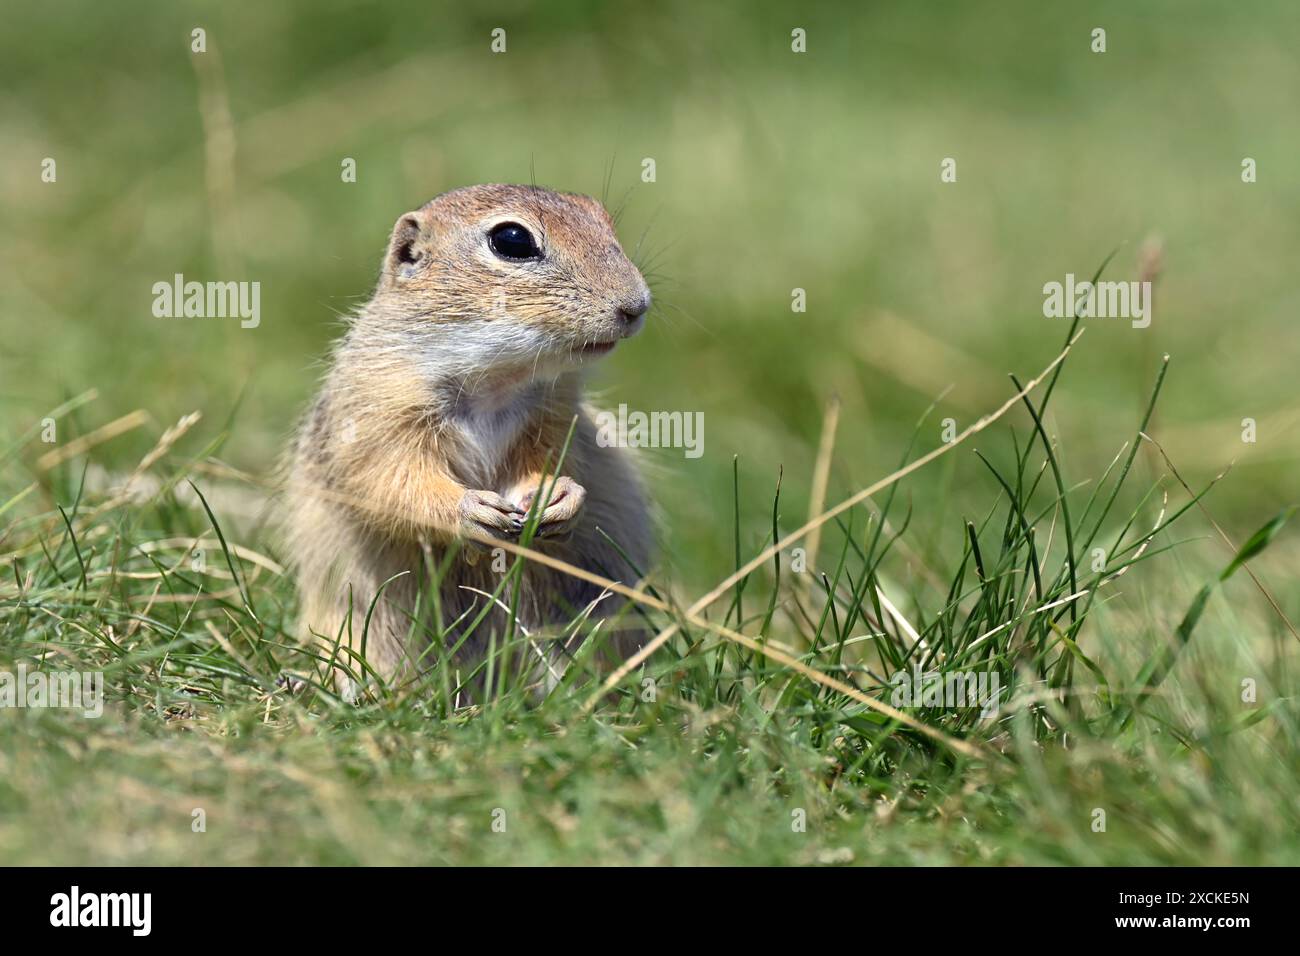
[514,476,586,540]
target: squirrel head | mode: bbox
[371,184,651,379]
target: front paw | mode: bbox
[513,476,586,540]
[458,489,525,547]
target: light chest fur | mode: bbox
[441,379,547,490]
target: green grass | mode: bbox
[2,320,1296,865]
[2,0,1298,865]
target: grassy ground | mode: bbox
[1,1,1298,865]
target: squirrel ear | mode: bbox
[385,213,430,280]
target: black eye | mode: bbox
[488,222,541,261]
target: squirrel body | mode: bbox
[286,185,653,692]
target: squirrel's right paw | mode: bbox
[457,489,525,546]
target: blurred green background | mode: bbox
[2,0,1297,591]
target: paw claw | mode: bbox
[511,476,587,539]
[458,489,525,546]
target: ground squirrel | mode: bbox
[286,184,654,695]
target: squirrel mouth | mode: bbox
[578,341,618,357]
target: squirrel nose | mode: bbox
[617,291,651,324]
